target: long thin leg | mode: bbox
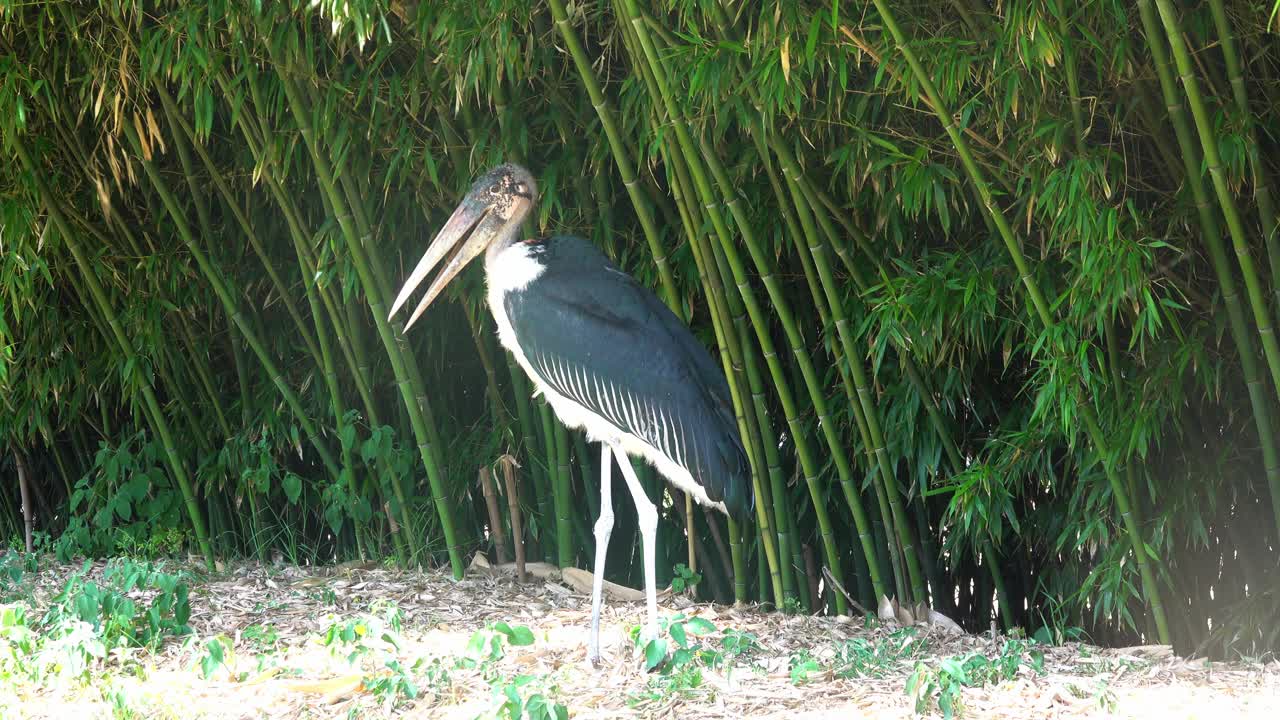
[612,444,659,643]
[588,442,614,665]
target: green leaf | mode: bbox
[282,473,302,505]
[685,617,716,635]
[669,621,688,648]
[508,625,535,646]
[643,637,667,671]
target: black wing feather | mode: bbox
[504,236,752,518]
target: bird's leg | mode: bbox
[612,445,660,645]
[588,442,614,666]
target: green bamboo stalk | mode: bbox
[586,2,773,602]
[572,432,600,522]
[703,225,785,607]
[266,53,464,577]
[545,0,681,314]
[13,139,213,568]
[218,70,382,428]
[1152,0,1280,408]
[553,420,574,568]
[154,343,215,459]
[773,135,1013,623]
[536,398,559,563]
[664,166,751,604]
[1207,0,1280,302]
[465,305,508,428]
[175,315,232,440]
[124,122,343,478]
[217,83,406,558]
[1137,0,1280,538]
[772,147,926,603]
[871,0,1171,642]
[656,131,786,607]
[698,3,919,604]
[1052,1,1089,159]
[507,354,547,550]
[623,0,883,606]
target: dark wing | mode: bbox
[505,236,751,518]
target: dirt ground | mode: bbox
[3,558,1278,719]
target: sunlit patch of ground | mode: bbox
[2,559,1277,719]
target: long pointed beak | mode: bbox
[389,201,494,331]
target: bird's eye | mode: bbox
[489,183,500,193]
[516,183,528,194]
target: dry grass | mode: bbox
[3,558,1278,719]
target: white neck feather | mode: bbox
[484,237,545,295]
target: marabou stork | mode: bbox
[388,163,752,663]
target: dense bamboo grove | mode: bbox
[2,0,1279,658]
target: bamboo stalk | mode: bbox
[1137,0,1280,538]
[546,0,681,313]
[481,467,508,564]
[270,55,463,577]
[16,452,33,553]
[625,0,879,607]
[870,0,1171,642]
[124,121,344,481]
[553,418,574,568]
[216,69,383,429]
[1151,0,1280,409]
[537,398,560,563]
[1207,0,1280,300]
[653,115,784,606]
[14,139,214,568]
[612,3,769,606]
[773,149,926,603]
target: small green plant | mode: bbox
[241,623,280,653]
[56,434,187,561]
[834,628,930,679]
[789,649,823,685]
[364,655,450,707]
[117,527,188,559]
[197,634,235,680]
[717,628,760,665]
[489,675,568,720]
[42,560,192,653]
[0,603,36,680]
[630,613,719,672]
[0,551,32,601]
[458,620,536,674]
[628,615,754,707]
[905,639,1047,719]
[362,658,420,708]
[320,607,403,666]
[459,622,567,720]
[670,563,701,596]
[106,683,146,720]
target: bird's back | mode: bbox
[503,235,753,519]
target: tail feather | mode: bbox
[709,421,753,520]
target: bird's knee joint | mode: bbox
[594,512,614,536]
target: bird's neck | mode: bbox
[483,219,526,268]
[483,221,545,295]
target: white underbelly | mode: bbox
[485,285,725,513]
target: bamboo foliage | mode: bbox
[2,0,1279,656]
